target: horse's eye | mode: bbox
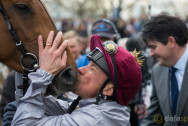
[15,4,29,11]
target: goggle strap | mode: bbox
[110,51,119,103]
[96,77,110,105]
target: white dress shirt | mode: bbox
[174,47,188,91]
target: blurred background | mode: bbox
[42,0,188,38]
[43,0,188,20]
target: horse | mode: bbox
[0,0,78,96]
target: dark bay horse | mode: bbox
[0,0,78,95]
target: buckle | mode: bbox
[103,41,118,54]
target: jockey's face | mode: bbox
[74,61,108,99]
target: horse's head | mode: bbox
[0,0,78,95]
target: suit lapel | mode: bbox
[159,67,173,116]
[176,60,188,119]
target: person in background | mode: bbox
[63,30,81,60]
[0,70,16,126]
[91,19,120,43]
[141,14,188,126]
[126,36,151,126]
[77,35,89,55]
[75,20,89,55]
[76,19,120,68]
[0,70,15,117]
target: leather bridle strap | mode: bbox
[0,1,27,56]
[0,1,38,96]
[0,1,39,73]
[39,0,57,30]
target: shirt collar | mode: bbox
[174,47,188,71]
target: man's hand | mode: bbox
[134,104,147,119]
[38,31,68,76]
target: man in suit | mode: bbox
[141,14,188,126]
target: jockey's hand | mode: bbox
[38,31,68,76]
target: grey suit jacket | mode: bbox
[142,61,188,126]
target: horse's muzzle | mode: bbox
[52,67,77,94]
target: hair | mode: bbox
[142,14,188,46]
[126,36,141,51]
[63,30,78,40]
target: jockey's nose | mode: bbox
[78,66,88,75]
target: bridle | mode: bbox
[0,0,56,95]
[0,1,39,72]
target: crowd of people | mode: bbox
[0,13,188,126]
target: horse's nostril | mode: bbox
[60,67,74,85]
[51,67,76,94]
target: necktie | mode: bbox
[170,67,179,115]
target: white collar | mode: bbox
[174,47,188,71]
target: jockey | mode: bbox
[12,31,142,126]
